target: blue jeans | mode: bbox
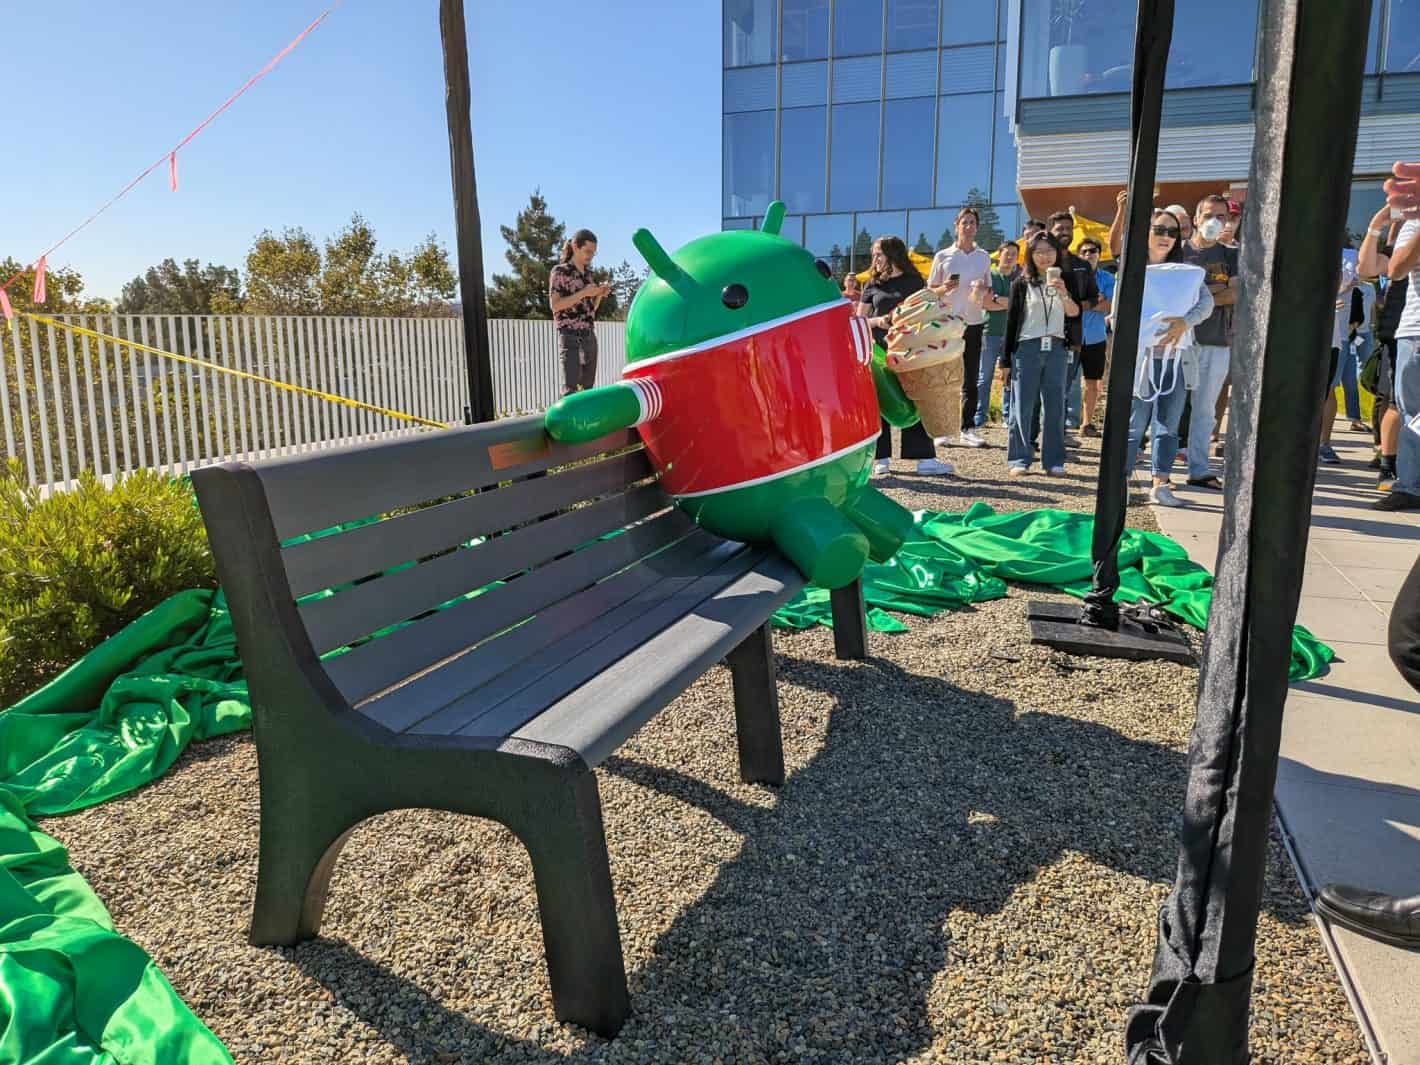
[1187,344,1230,479]
[977,333,1003,425]
[1128,366,1189,480]
[1342,332,1370,421]
[1065,351,1083,427]
[1008,337,1068,470]
[1394,337,1420,496]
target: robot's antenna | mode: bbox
[633,228,694,294]
[760,201,786,236]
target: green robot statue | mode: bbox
[544,201,919,589]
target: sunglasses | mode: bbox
[1078,246,1100,255]
[1151,224,1180,238]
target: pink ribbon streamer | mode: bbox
[32,257,46,306]
[0,287,12,322]
[169,151,178,192]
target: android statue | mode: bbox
[543,201,921,589]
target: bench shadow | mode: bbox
[286,650,1302,1062]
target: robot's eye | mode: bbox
[721,283,749,309]
[814,258,833,279]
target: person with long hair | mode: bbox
[860,236,954,476]
[1000,232,1079,476]
[548,228,612,395]
[1122,210,1214,507]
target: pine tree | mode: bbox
[912,233,933,256]
[852,227,873,274]
[487,190,566,319]
[965,188,1005,253]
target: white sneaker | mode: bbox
[933,436,949,447]
[1149,484,1183,507]
[1046,466,1066,476]
[916,458,955,476]
[957,431,985,448]
[872,459,890,477]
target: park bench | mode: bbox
[191,414,868,1037]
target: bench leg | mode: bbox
[726,623,786,786]
[519,772,630,1038]
[830,578,868,660]
[250,801,358,947]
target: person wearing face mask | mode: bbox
[1179,194,1240,490]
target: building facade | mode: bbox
[724,1,1420,266]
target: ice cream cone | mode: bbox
[896,357,963,439]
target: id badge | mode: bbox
[1040,336,1053,351]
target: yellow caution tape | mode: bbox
[23,312,446,429]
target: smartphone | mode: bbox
[948,273,960,283]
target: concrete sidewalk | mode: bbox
[1150,428,1419,1064]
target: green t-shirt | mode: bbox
[986,269,1014,337]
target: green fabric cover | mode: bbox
[0,505,1331,1064]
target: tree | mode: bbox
[912,233,933,256]
[852,227,873,275]
[318,213,382,316]
[487,190,566,319]
[965,188,1006,253]
[117,258,241,315]
[0,257,87,315]
[243,227,321,315]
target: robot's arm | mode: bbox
[870,343,919,429]
[545,379,664,443]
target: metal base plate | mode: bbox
[1026,601,1195,665]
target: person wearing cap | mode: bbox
[1221,200,1242,249]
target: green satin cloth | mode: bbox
[1,589,241,1064]
[773,503,1334,683]
[0,505,1331,1063]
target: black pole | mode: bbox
[439,0,496,424]
[1081,0,1173,629]
[1124,3,1371,1062]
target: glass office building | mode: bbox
[723,0,1023,278]
[726,1,1420,266]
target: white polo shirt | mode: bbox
[927,244,991,326]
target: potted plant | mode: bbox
[1049,0,1089,96]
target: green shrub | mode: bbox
[0,461,216,707]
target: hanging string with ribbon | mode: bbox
[0,3,339,320]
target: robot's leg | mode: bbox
[842,486,916,563]
[769,498,869,590]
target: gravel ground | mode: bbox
[43,422,1367,1064]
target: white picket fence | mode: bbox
[0,314,628,489]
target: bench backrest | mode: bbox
[193,415,695,710]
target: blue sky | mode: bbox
[1,1,721,302]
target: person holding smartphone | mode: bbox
[928,207,991,447]
[548,228,613,396]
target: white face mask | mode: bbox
[1199,218,1225,241]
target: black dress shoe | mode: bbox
[1316,883,1420,949]
[1373,491,1420,511]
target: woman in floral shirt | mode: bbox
[548,229,612,395]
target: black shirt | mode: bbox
[860,271,925,347]
[1378,276,1409,342]
[1181,240,1239,346]
[1057,250,1098,349]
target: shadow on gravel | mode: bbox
[287,652,1310,1064]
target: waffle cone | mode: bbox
[897,358,962,439]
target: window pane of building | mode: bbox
[939,44,995,94]
[935,92,993,206]
[1346,180,1387,246]
[782,60,829,106]
[830,102,882,210]
[780,214,807,244]
[1019,0,1259,96]
[886,50,938,97]
[806,213,855,278]
[1388,0,1420,72]
[908,208,954,254]
[724,110,775,216]
[783,0,831,60]
[832,55,884,102]
[725,0,777,67]
[882,97,936,209]
[887,0,939,51]
[780,106,828,213]
[852,211,909,271]
[969,202,1012,251]
[724,218,755,230]
[941,0,997,45]
[834,0,884,56]
[991,93,1017,203]
[724,66,777,112]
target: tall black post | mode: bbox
[1124,3,1371,1062]
[1081,0,1173,629]
[439,0,496,423]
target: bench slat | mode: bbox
[404,537,754,736]
[512,557,802,766]
[283,450,656,598]
[255,415,635,540]
[320,508,697,705]
[300,482,670,655]
[358,530,735,733]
